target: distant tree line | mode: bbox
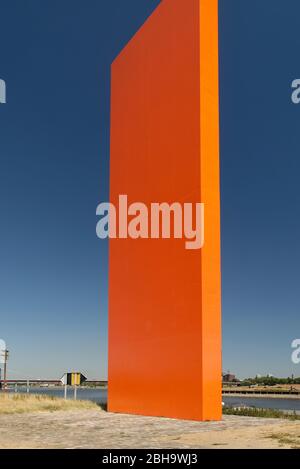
[241,376,300,386]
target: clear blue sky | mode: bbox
[0,0,299,380]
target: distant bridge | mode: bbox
[0,379,108,386]
[0,380,61,386]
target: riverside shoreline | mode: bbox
[223,393,300,399]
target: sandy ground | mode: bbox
[0,409,299,449]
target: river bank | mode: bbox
[2,387,300,413]
[223,393,300,399]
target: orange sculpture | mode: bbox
[108,0,221,421]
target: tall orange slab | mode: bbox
[108,0,221,421]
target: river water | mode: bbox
[223,395,300,412]
[2,387,300,413]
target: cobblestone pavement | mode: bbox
[0,409,299,448]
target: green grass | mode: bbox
[223,406,300,420]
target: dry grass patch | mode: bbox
[0,393,99,414]
[266,432,300,448]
